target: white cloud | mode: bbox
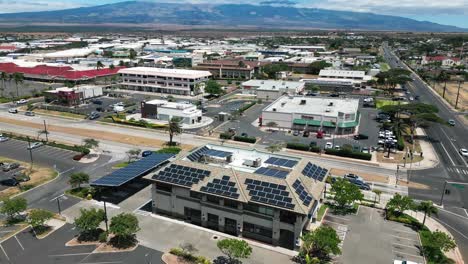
[0,1,84,13]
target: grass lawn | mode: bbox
[34,109,85,119]
[112,161,131,168]
[379,63,390,72]
[316,204,328,221]
[375,99,403,109]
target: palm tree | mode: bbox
[373,189,382,206]
[109,64,115,70]
[96,61,104,70]
[82,138,100,149]
[417,201,438,226]
[266,143,282,154]
[13,72,24,98]
[0,72,8,97]
[168,117,182,146]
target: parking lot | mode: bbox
[323,206,425,264]
[0,224,163,264]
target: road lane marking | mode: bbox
[440,143,456,166]
[392,243,419,250]
[434,218,468,240]
[14,235,24,250]
[439,208,468,221]
[49,252,92,257]
[464,208,468,217]
[80,262,123,264]
[440,128,468,167]
[391,235,419,242]
[0,244,9,261]
[392,250,424,260]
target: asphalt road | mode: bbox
[383,43,468,261]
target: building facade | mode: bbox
[241,80,305,100]
[141,99,202,125]
[262,96,360,135]
[147,144,327,249]
[44,85,103,106]
[118,67,212,96]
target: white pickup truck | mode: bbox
[16,99,29,104]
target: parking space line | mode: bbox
[464,208,468,217]
[392,242,419,249]
[0,244,9,261]
[49,252,92,257]
[393,229,417,235]
[325,214,350,221]
[81,262,123,264]
[391,235,419,242]
[392,250,424,259]
[14,235,24,250]
[323,219,348,227]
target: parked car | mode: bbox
[13,172,30,182]
[344,173,364,183]
[25,111,35,116]
[414,95,420,100]
[362,147,370,153]
[88,112,100,120]
[349,179,371,190]
[334,145,341,150]
[0,136,9,142]
[0,178,19,186]
[2,162,20,172]
[354,134,369,140]
[241,132,248,137]
[303,131,310,137]
[460,148,468,157]
[316,130,324,139]
[448,119,456,126]
[27,142,43,150]
[328,93,339,97]
[325,142,333,149]
[409,96,414,101]
[16,99,28,104]
[309,141,317,147]
[8,108,18,114]
[142,150,153,157]
[293,130,300,136]
[92,99,103,105]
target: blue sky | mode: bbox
[0,0,467,28]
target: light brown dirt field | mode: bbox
[162,253,194,264]
[433,82,467,111]
[66,237,101,247]
[330,168,389,183]
[0,117,194,151]
[94,241,138,253]
[398,180,430,190]
[376,151,423,164]
[0,157,56,199]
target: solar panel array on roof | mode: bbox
[264,157,298,168]
[186,146,209,161]
[91,153,174,187]
[302,162,328,181]
[153,164,211,187]
[204,149,232,158]
[292,179,313,206]
[200,175,239,199]
[245,178,295,210]
[254,167,289,179]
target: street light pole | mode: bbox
[439,181,447,206]
[43,120,48,142]
[455,80,463,109]
[27,136,34,168]
[103,200,109,233]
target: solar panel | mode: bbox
[91,153,174,187]
[254,167,289,179]
[205,149,233,158]
[292,179,314,206]
[153,164,211,188]
[302,162,328,181]
[244,178,295,210]
[264,157,298,168]
[199,175,240,199]
[186,146,209,161]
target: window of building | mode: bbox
[190,191,202,200]
[244,203,274,217]
[156,182,172,193]
[243,222,273,238]
[206,195,221,205]
[224,199,238,209]
[279,210,297,225]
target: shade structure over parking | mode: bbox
[91,153,174,187]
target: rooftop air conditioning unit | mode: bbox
[272,108,277,112]
[300,99,306,105]
[281,102,286,107]
[328,102,334,106]
[325,108,331,112]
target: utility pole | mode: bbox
[455,80,463,109]
[103,200,109,233]
[43,120,48,142]
[27,136,33,168]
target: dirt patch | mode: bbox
[93,241,138,253]
[66,237,101,247]
[162,253,194,264]
[0,157,57,199]
[376,151,423,164]
[330,168,389,184]
[433,82,467,111]
[0,116,194,151]
[397,180,430,190]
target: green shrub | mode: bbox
[98,232,108,243]
[219,133,233,140]
[286,142,309,151]
[233,135,256,143]
[169,248,184,256]
[310,146,321,153]
[397,137,405,151]
[238,101,256,114]
[196,256,212,264]
[155,147,181,154]
[324,149,372,161]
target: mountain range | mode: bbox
[0,1,465,32]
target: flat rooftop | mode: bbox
[242,80,304,91]
[264,96,359,116]
[145,99,196,110]
[118,67,212,79]
[319,69,366,78]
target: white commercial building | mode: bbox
[141,99,202,125]
[318,69,372,83]
[241,80,305,100]
[262,96,360,135]
[119,67,212,96]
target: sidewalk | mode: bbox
[407,210,465,264]
[62,200,296,264]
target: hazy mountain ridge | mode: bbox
[0,1,465,32]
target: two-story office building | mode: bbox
[146,144,328,249]
[140,99,202,125]
[261,96,360,135]
[118,67,212,96]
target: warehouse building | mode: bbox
[241,80,305,100]
[262,96,360,135]
[118,67,211,96]
[44,85,103,106]
[146,144,328,249]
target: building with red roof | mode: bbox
[0,62,124,82]
[422,56,462,67]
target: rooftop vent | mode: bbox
[272,108,277,112]
[328,102,334,106]
[325,108,331,112]
[281,102,286,107]
[300,99,306,105]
